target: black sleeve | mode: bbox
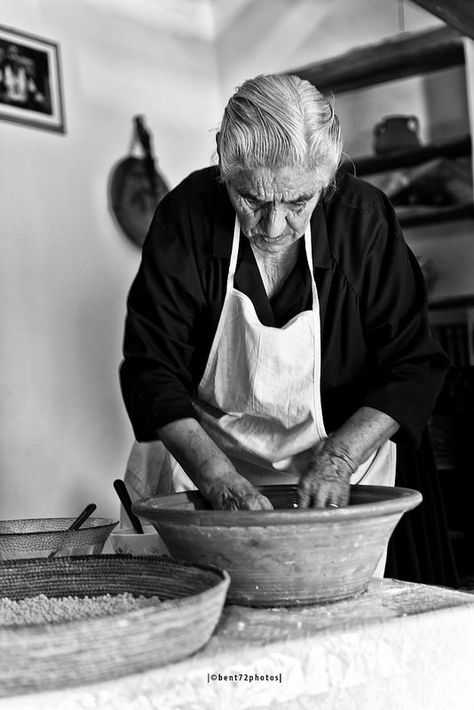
[360,197,450,445]
[119,190,211,441]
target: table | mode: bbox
[2,578,474,710]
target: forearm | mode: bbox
[157,418,273,510]
[157,418,234,492]
[320,406,400,472]
[299,406,399,508]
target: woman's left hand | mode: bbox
[298,447,354,508]
[297,407,400,508]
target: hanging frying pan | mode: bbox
[109,115,170,248]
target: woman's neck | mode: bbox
[251,239,302,299]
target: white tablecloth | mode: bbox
[2,578,474,710]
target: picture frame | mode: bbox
[0,24,65,134]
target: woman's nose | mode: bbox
[261,205,286,238]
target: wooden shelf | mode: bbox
[290,25,473,231]
[289,26,465,93]
[411,0,474,42]
[396,203,474,227]
[346,135,471,176]
[429,295,474,311]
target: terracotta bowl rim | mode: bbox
[133,484,422,528]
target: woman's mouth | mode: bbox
[253,233,289,243]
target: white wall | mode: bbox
[213,0,441,105]
[0,0,219,519]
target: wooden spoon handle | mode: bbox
[113,479,144,534]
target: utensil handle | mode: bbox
[113,479,144,534]
[48,503,98,560]
[68,503,97,531]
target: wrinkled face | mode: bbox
[226,165,321,253]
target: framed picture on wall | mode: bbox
[0,25,65,134]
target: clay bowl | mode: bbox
[133,484,422,607]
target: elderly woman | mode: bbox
[120,73,449,521]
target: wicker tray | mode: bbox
[0,555,230,697]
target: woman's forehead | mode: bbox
[229,165,319,201]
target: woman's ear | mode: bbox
[215,131,221,160]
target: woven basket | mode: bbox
[0,555,230,697]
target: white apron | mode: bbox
[124,217,396,574]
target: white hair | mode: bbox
[217,73,342,188]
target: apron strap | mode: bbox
[227,216,241,291]
[304,223,327,440]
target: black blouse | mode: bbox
[120,166,449,447]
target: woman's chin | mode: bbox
[248,233,301,252]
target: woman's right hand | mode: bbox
[157,417,273,511]
[202,471,274,511]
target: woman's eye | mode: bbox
[246,198,261,209]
